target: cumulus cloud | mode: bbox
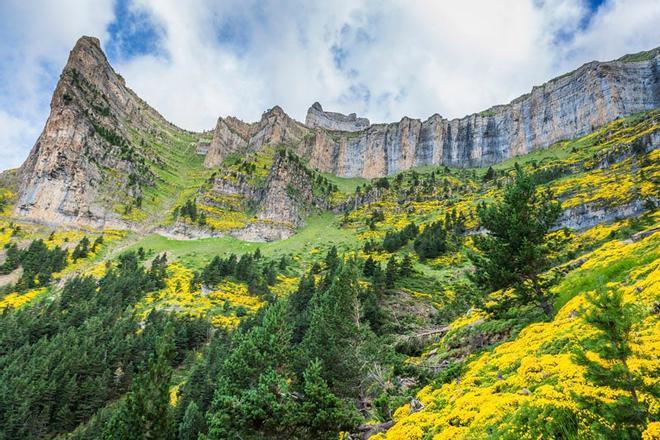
[111,0,660,126]
[0,0,658,170]
[0,0,114,169]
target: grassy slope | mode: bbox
[126,212,356,270]
[376,221,659,440]
[0,109,658,436]
[122,115,214,224]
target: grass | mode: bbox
[553,230,659,311]
[125,213,358,270]
[122,116,214,224]
[320,172,368,194]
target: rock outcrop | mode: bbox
[205,48,660,178]
[305,102,370,132]
[11,35,660,236]
[204,107,308,167]
[196,151,324,242]
[255,153,316,228]
[15,36,179,227]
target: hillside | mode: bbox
[0,37,658,440]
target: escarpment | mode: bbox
[305,102,370,132]
[11,35,660,234]
[205,48,660,177]
[203,107,308,167]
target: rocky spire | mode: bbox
[15,36,176,227]
[305,102,370,132]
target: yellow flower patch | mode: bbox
[0,288,47,309]
[380,230,660,439]
[270,275,298,297]
[137,263,268,330]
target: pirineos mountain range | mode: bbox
[0,34,658,440]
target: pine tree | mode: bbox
[301,263,364,396]
[470,163,562,316]
[483,166,496,181]
[295,359,357,438]
[178,401,205,440]
[325,245,339,271]
[363,256,376,277]
[385,257,398,288]
[572,289,656,438]
[278,255,288,270]
[130,327,176,439]
[399,254,415,277]
[71,236,89,261]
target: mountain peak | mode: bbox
[305,102,370,132]
[73,35,102,50]
[65,35,109,73]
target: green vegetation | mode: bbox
[0,251,209,439]
[0,111,658,439]
[572,288,657,438]
[470,163,563,316]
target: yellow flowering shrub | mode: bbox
[379,230,660,439]
[643,422,660,440]
[137,262,274,330]
[0,222,12,248]
[449,309,488,331]
[270,275,298,297]
[0,288,47,309]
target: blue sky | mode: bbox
[0,0,659,170]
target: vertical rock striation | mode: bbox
[203,106,308,167]
[15,36,179,227]
[204,48,660,178]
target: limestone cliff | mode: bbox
[12,35,660,233]
[305,102,370,132]
[204,107,308,167]
[205,48,660,177]
[15,36,182,227]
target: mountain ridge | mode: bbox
[8,36,660,236]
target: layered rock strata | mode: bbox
[15,36,179,227]
[205,49,660,178]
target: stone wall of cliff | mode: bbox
[305,102,370,132]
[204,48,660,178]
[15,36,180,227]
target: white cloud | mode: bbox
[0,111,40,169]
[0,0,658,170]
[0,0,115,169]
[116,0,660,127]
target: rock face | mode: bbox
[199,151,322,241]
[15,36,177,227]
[11,36,660,235]
[204,107,308,167]
[305,102,370,132]
[255,153,316,228]
[205,48,660,178]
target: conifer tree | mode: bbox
[178,401,205,440]
[295,359,357,438]
[572,289,657,438]
[363,256,377,277]
[385,257,398,288]
[399,254,415,277]
[470,163,562,316]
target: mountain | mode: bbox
[13,37,324,239]
[15,36,179,228]
[11,37,660,234]
[204,48,660,177]
[0,35,658,440]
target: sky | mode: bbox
[0,0,659,170]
